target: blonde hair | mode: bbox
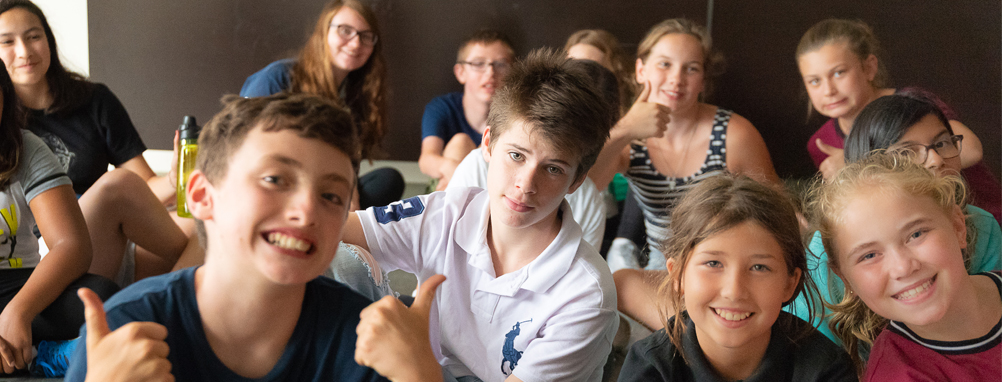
[290,0,386,160]
[658,175,818,365]
[564,29,634,115]
[796,19,888,119]
[806,151,967,374]
[636,18,725,99]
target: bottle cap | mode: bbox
[178,115,200,140]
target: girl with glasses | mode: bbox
[785,93,1001,345]
[241,0,403,210]
[795,19,999,223]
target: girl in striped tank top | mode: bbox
[585,17,781,328]
[589,19,781,331]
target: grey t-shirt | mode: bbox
[0,131,71,269]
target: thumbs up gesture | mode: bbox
[355,275,445,382]
[616,81,671,141]
[816,139,845,180]
[78,288,173,382]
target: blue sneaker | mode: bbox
[31,338,78,377]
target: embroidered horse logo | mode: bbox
[501,319,532,376]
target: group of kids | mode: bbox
[0,0,995,380]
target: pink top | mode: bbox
[864,272,1002,382]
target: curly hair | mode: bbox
[805,151,968,375]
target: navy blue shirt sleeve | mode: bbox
[240,59,295,98]
[421,94,454,141]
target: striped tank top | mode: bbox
[625,108,732,252]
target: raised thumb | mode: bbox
[79,288,110,350]
[635,80,652,104]
[410,274,446,317]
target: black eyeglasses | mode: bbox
[331,24,377,46]
[457,60,510,73]
[894,135,963,164]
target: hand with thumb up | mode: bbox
[616,81,671,141]
[355,275,445,382]
[78,288,173,382]
[816,139,845,180]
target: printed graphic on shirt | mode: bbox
[501,319,532,376]
[0,202,17,260]
[374,196,425,224]
[35,131,74,172]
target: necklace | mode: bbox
[665,123,699,178]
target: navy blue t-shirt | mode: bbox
[240,59,295,98]
[420,92,482,146]
[65,267,387,382]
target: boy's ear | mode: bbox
[566,171,587,195]
[481,127,492,162]
[187,170,214,221]
[950,204,968,250]
[454,63,467,84]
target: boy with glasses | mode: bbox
[419,30,515,191]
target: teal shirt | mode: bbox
[786,205,1002,343]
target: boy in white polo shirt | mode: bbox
[346,49,619,382]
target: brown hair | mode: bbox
[196,93,360,185]
[456,29,515,62]
[636,18,725,99]
[0,0,94,116]
[0,55,24,189]
[658,175,818,365]
[289,0,385,160]
[806,151,966,375]
[486,48,613,181]
[563,29,634,115]
[796,19,889,119]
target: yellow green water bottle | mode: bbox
[176,116,200,217]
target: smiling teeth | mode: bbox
[267,232,311,252]
[714,309,751,321]
[895,279,933,300]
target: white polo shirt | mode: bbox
[447,148,606,250]
[358,187,618,382]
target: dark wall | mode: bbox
[709,0,1001,178]
[89,1,1000,179]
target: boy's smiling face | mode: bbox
[482,121,584,230]
[190,127,355,285]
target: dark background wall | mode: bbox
[89,0,1000,179]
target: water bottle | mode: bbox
[176,116,200,217]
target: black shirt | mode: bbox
[26,83,147,195]
[619,312,857,382]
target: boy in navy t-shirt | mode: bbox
[65,93,389,381]
[418,30,515,191]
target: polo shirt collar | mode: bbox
[455,193,583,295]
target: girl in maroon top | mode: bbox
[795,19,999,223]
